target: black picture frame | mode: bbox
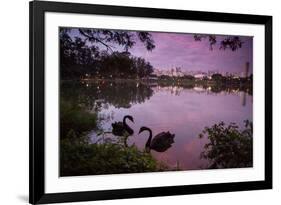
[29,0,272,204]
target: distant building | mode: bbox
[153,68,184,77]
[172,71,184,77]
[245,62,250,78]
[194,73,208,79]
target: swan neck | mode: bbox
[123,116,128,126]
[145,129,153,148]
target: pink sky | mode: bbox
[129,32,253,74]
[68,28,253,74]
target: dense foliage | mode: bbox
[97,52,153,78]
[199,120,253,169]
[60,138,159,176]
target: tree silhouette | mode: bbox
[77,28,155,52]
[211,73,224,81]
[194,34,243,51]
[96,52,153,78]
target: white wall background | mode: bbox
[0,0,279,204]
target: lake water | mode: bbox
[61,81,252,170]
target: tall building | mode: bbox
[245,62,250,78]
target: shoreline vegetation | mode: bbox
[60,136,180,176]
[198,120,253,169]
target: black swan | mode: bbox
[138,126,175,153]
[112,115,134,136]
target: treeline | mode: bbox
[61,50,154,79]
[95,52,153,79]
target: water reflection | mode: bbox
[61,80,252,170]
[61,81,154,111]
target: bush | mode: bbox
[60,99,98,139]
[60,138,158,176]
[198,120,253,169]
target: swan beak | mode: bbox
[138,129,142,134]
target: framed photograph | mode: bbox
[29,0,272,204]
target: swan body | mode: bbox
[139,126,175,152]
